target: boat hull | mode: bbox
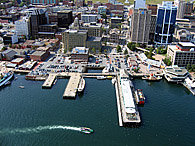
[0,72,14,87]
[78,78,85,92]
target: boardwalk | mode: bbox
[42,74,57,88]
[63,73,81,98]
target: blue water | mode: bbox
[0,74,195,146]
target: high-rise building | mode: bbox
[184,2,193,15]
[130,8,151,44]
[154,1,177,46]
[57,10,73,28]
[134,0,146,9]
[29,0,58,5]
[15,17,30,38]
[174,0,185,19]
[30,8,48,39]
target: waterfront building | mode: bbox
[130,8,151,44]
[0,50,17,61]
[167,42,195,67]
[30,51,49,61]
[154,1,177,46]
[62,29,88,50]
[175,29,195,42]
[28,0,58,5]
[163,65,189,82]
[15,17,30,38]
[70,47,89,63]
[57,10,73,28]
[81,14,97,23]
[134,0,146,9]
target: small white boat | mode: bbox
[112,78,116,84]
[97,76,106,80]
[19,86,24,89]
[14,77,18,80]
[78,78,85,92]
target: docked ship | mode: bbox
[135,89,145,105]
[80,127,93,134]
[97,76,106,80]
[142,73,162,81]
[0,71,14,87]
[120,69,141,125]
[78,77,85,92]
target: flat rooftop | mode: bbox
[178,42,195,47]
[71,47,89,54]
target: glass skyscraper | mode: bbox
[154,1,177,46]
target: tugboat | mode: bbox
[135,89,145,105]
[80,127,94,134]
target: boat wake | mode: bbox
[0,125,81,135]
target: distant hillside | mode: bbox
[91,0,174,5]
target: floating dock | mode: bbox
[63,73,81,98]
[42,74,57,88]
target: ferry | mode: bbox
[0,71,14,87]
[97,76,106,80]
[135,89,145,105]
[78,77,85,92]
[80,127,94,134]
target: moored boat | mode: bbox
[97,76,106,80]
[19,86,24,89]
[0,71,14,87]
[135,89,145,105]
[80,127,93,134]
[142,73,162,81]
[78,77,85,92]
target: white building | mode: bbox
[167,42,195,67]
[15,17,30,38]
[134,0,146,9]
[81,14,97,23]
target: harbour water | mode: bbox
[0,74,195,146]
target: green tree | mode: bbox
[187,64,191,71]
[104,49,107,54]
[92,48,96,54]
[19,2,25,7]
[117,45,122,53]
[68,48,72,52]
[9,43,12,48]
[124,49,128,55]
[98,48,102,54]
[130,44,136,51]
[1,46,7,51]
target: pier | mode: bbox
[63,73,81,98]
[42,74,57,88]
[115,76,123,126]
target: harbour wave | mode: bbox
[0,125,81,135]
